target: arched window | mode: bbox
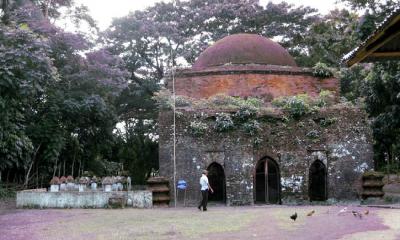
[207,162,226,202]
[255,157,280,204]
[309,160,327,201]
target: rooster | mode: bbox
[290,212,298,221]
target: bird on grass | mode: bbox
[338,207,348,215]
[351,210,362,219]
[364,210,369,215]
[290,212,298,221]
[307,210,315,216]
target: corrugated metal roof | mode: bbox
[343,6,400,66]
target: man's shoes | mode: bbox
[197,206,201,211]
[203,208,207,211]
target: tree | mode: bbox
[298,9,360,67]
[1,1,130,185]
[0,24,58,183]
[363,62,400,171]
[337,0,400,172]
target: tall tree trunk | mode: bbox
[24,144,41,188]
[63,159,66,176]
[78,159,81,178]
[71,155,75,177]
[1,0,10,24]
[36,162,39,188]
[42,0,52,19]
[6,170,10,183]
[53,158,58,177]
[24,161,34,188]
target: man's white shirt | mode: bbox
[200,174,209,191]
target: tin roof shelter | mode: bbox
[344,7,400,67]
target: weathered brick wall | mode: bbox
[167,68,339,101]
[159,106,373,205]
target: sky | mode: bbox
[75,0,348,30]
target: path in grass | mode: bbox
[0,205,398,240]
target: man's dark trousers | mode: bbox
[199,190,208,211]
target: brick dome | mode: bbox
[192,34,297,70]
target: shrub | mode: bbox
[214,113,234,132]
[234,106,257,122]
[209,94,239,107]
[272,94,314,119]
[316,90,335,107]
[208,94,264,110]
[242,120,261,136]
[312,62,334,78]
[319,117,337,127]
[283,94,311,119]
[153,89,173,109]
[0,185,16,199]
[271,96,287,108]
[189,121,208,136]
[153,89,192,109]
[175,95,192,107]
[244,97,263,108]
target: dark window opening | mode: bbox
[255,157,280,204]
[255,160,266,202]
[207,162,226,202]
[309,160,327,201]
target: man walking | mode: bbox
[198,170,213,211]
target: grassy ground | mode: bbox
[0,205,399,240]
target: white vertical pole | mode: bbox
[172,65,177,208]
[170,0,177,208]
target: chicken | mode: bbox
[290,212,298,221]
[364,210,369,215]
[351,210,362,219]
[338,207,348,215]
[307,210,315,216]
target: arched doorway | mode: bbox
[255,157,280,204]
[309,160,327,201]
[207,162,226,202]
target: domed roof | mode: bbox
[192,34,297,69]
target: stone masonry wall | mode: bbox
[159,105,373,205]
[16,190,153,208]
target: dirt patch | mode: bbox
[0,205,394,240]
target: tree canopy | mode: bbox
[1,0,400,187]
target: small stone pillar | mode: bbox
[103,177,113,192]
[127,176,132,191]
[59,176,67,191]
[79,177,88,192]
[66,176,75,191]
[50,177,60,192]
[91,176,98,191]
